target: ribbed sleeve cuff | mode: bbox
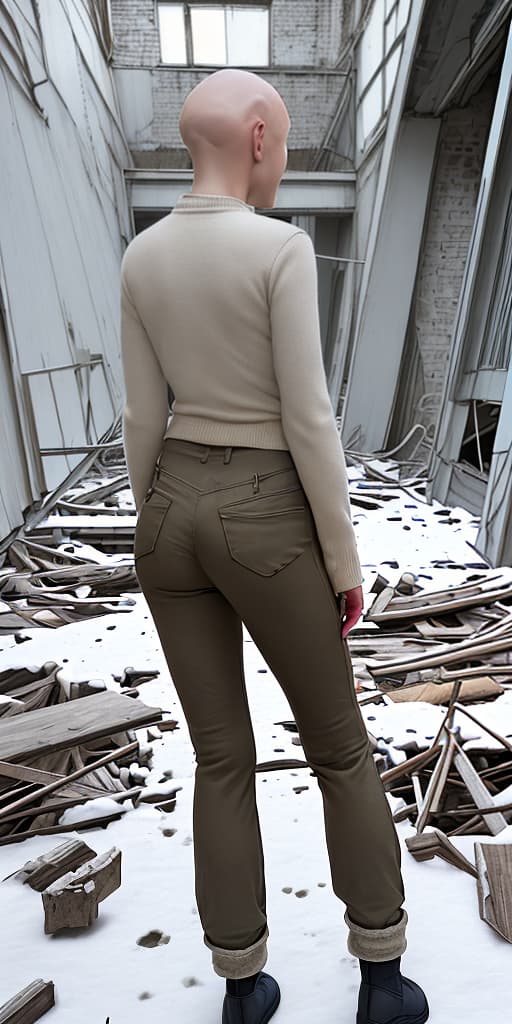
[331,549,364,594]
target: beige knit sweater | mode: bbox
[120,192,363,594]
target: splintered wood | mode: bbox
[0,667,163,844]
[3,840,122,937]
[353,569,512,697]
[474,842,512,942]
[347,567,512,869]
[41,847,121,934]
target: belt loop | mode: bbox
[252,471,259,493]
[200,446,210,463]
[155,450,162,479]
[224,446,233,464]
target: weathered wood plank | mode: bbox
[0,740,139,821]
[42,847,121,934]
[0,979,54,1024]
[0,691,162,763]
[5,839,96,891]
[474,842,512,941]
[406,827,478,877]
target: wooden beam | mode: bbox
[0,690,162,763]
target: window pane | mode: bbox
[158,3,186,63]
[384,43,401,106]
[385,8,397,52]
[191,8,227,64]
[359,0,385,91]
[360,75,383,141]
[397,0,411,33]
[226,7,269,65]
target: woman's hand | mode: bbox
[338,584,364,639]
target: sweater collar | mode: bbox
[173,192,255,214]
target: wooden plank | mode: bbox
[0,691,162,764]
[371,635,512,678]
[368,583,512,621]
[0,787,141,827]
[0,761,105,797]
[0,980,54,1024]
[5,839,96,891]
[42,847,121,934]
[0,812,125,846]
[406,828,478,877]
[413,620,475,639]
[474,842,512,941]
[0,741,140,820]
[366,586,396,617]
[387,677,504,704]
[453,747,508,835]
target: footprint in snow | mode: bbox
[137,930,170,947]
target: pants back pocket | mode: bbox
[218,487,312,577]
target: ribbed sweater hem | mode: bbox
[164,415,289,449]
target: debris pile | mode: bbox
[0,664,168,845]
[352,567,512,700]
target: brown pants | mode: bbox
[134,437,408,978]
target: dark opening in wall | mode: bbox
[459,400,500,474]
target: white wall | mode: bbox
[0,0,132,543]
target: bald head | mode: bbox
[179,69,290,208]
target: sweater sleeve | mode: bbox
[120,261,170,511]
[268,230,363,595]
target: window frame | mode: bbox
[156,0,272,68]
[356,0,410,150]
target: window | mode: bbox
[157,3,270,66]
[356,0,411,149]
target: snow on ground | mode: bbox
[0,476,511,1021]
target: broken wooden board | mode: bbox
[41,847,121,934]
[405,827,478,877]
[370,634,512,679]
[365,573,512,622]
[0,980,54,1024]
[474,841,512,941]
[4,839,96,891]
[0,690,162,764]
[386,677,504,704]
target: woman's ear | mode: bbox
[252,120,265,161]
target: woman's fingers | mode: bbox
[340,585,364,638]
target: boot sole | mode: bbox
[357,1001,429,1024]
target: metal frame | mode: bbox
[20,357,117,490]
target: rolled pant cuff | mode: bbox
[204,925,269,979]
[344,907,408,961]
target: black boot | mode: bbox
[356,955,429,1024]
[222,971,280,1024]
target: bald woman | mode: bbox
[119,68,429,1024]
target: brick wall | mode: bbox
[412,77,497,424]
[110,0,348,167]
[110,0,160,65]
